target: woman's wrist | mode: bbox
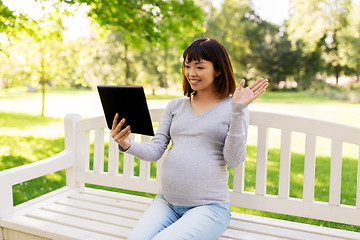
[119,142,131,152]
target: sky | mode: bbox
[250,0,290,25]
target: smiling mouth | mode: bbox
[189,79,201,85]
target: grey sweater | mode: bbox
[124,96,249,206]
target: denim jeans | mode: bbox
[127,195,231,240]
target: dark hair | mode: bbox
[182,38,236,98]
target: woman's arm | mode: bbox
[223,103,249,168]
[224,78,268,168]
[111,102,173,162]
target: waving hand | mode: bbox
[232,78,268,106]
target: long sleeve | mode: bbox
[223,102,249,169]
[119,103,173,162]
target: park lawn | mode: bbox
[1,89,360,232]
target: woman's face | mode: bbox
[184,58,220,94]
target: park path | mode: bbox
[0,92,169,119]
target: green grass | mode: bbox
[0,134,65,204]
[0,112,61,130]
[1,88,359,232]
[256,90,342,104]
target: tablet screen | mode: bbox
[97,85,154,136]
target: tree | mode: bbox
[61,0,205,86]
[65,0,204,43]
[205,0,257,80]
[0,1,25,54]
[205,0,299,89]
[338,0,360,81]
[287,0,352,84]
[251,30,299,89]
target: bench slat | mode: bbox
[278,130,292,199]
[42,203,137,228]
[93,128,105,173]
[55,197,143,220]
[76,130,90,174]
[303,134,317,202]
[82,186,153,205]
[255,126,268,196]
[229,216,341,240]
[76,171,160,194]
[329,140,343,206]
[233,162,245,193]
[249,111,360,145]
[123,135,135,177]
[108,137,119,175]
[140,135,152,179]
[27,209,131,238]
[1,215,122,240]
[230,212,360,240]
[69,192,148,211]
[223,227,284,240]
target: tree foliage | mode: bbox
[205,0,299,88]
[338,0,360,79]
[1,0,360,100]
[63,0,205,49]
[287,0,352,84]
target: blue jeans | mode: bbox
[127,195,231,240]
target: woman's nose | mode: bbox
[188,68,196,76]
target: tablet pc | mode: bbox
[97,85,154,136]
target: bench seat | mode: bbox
[2,187,360,240]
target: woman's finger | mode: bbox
[248,78,264,90]
[111,118,126,138]
[253,81,268,99]
[250,78,267,92]
[111,113,119,130]
[237,79,246,91]
[254,79,269,93]
[113,125,131,142]
[254,88,267,99]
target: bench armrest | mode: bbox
[0,149,75,217]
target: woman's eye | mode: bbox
[184,65,190,68]
[197,67,204,69]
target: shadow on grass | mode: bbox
[0,112,62,130]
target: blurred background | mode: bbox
[1,0,359,116]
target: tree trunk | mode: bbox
[124,43,131,85]
[161,47,169,90]
[334,64,341,85]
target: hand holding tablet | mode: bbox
[97,85,155,136]
[111,113,132,151]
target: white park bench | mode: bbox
[1,108,360,239]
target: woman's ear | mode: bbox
[215,71,221,77]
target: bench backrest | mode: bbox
[70,109,360,226]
